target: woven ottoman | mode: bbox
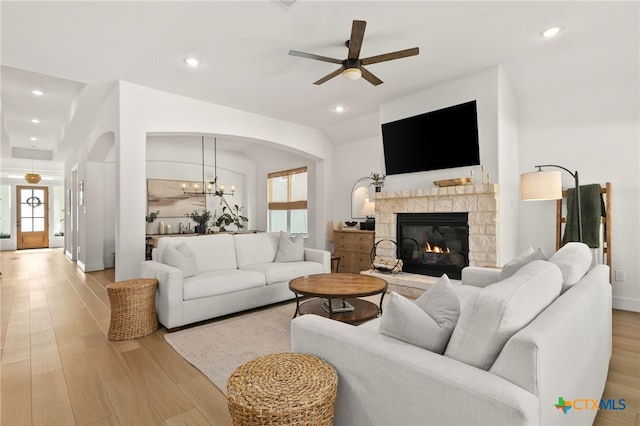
[227,352,338,426]
[107,278,159,340]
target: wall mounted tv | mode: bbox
[381,100,480,175]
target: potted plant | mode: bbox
[214,204,248,232]
[369,172,386,192]
[145,210,160,234]
[186,208,212,234]
[209,177,249,232]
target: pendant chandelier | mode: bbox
[182,136,235,196]
[25,163,41,184]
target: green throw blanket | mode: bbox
[562,183,605,248]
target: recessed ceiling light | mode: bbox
[31,118,40,124]
[30,137,38,141]
[542,26,562,38]
[333,105,345,113]
[184,57,200,67]
[32,89,44,96]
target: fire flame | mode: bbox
[425,243,450,254]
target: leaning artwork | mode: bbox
[147,179,206,218]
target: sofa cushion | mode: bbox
[445,260,562,370]
[157,234,238,273]
[549,242,593,292]
[162,242,198,278]
[379,275,460,354]
[183,269,266,301]
[500,246,547,280]
[234,233,279,267]
[275,231,305,262]
[241,261,325,284]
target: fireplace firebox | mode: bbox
[397,212,469,279]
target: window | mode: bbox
[267,166,307,235]
[0,185,10,238]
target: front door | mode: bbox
[16,186,49,249]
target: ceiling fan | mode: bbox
[288,20,419,86]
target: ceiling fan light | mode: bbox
[342,67,362,81]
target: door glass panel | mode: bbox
[21,204,33,218]
[19,187,47,234]
[22,220,33,232]
[33,204,45,217]
[33,218,45,232]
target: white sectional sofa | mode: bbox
[141,232,330,330]
[291,242,612,426]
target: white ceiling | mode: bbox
[1,1,637,177]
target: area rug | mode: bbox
[164,301,296,394]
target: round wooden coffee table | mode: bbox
[289,273,388,324]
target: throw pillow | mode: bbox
[444,260,562,370]
[162,242,198,278]
[379,274,460,354]
[549,242,593,292]
[275,231,304,262]
[500,246,547,280]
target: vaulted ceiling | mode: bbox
[1,1,637,178]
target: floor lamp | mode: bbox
[521,164,582,243]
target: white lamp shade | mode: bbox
[521,171,562,200]
[361,201,375,217]
[342,68,362,80]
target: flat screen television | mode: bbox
[381,100,480,175]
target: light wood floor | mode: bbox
[1,249,638,425]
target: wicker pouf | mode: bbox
[107,278,159,341]
[227,352,338,426]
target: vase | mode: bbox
[146,223,154,234]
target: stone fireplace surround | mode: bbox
[363,183,499,297]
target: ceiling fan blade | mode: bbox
[347,20,367,59]
[360,66,383,86]
[361,47,419,66]
[288,50,343,64]
[313,66,345,85]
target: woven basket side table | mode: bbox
[227,352,338,426]
[107,278,159,341]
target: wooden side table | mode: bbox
[227,352,337,426]
[107,278,159,340]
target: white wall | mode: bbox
[332,135,382,227]
[145,135,253,234]
[518,77,640,311]
[497,67,520,265]
[379,67,502,193]
[70,81,334,280]
[374,66,519,263]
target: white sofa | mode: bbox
[291,242,612,426]
[141,232,330,330]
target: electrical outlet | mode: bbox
[615,270,626,282]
